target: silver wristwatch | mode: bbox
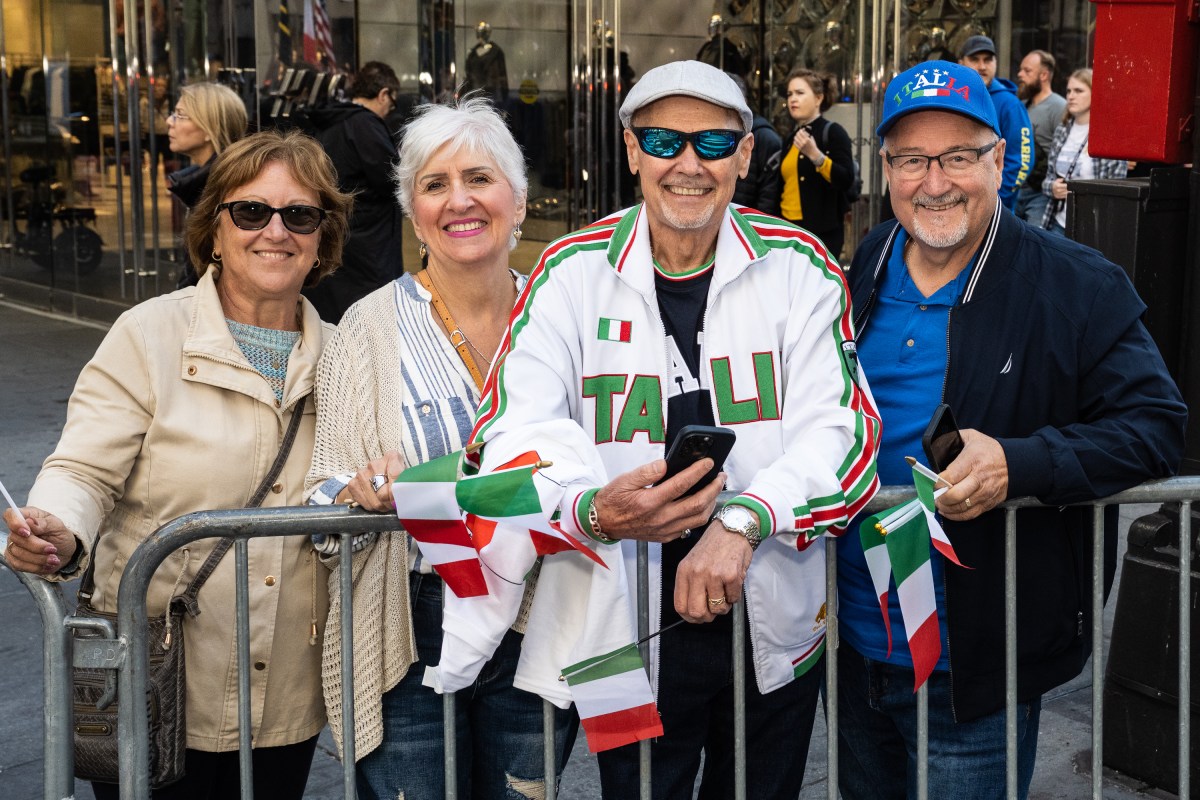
[717,504,762,550]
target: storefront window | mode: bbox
[1,0,1096,321]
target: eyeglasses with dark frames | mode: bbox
[884,140,1001,178]
[217,201,327,235]
[631,127,746,161]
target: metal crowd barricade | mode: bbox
[0,532,75,800]
[5,476,1198,799]
[817,477,1199,800]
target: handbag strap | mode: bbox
[78,394,308,616]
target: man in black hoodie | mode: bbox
[727,73,782,216]
[303,61,404,323]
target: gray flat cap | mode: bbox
[618,60,753,132]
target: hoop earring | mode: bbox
[211,250,222,262]
[418,241,428,259]
[312,257,321,270]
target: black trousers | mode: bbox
[91,735,319,800]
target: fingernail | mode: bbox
[47,555,60,567]
[17,527,30,537]
[46,546,57,555]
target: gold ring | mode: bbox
[964,497,973,508]
[707,596,727,606]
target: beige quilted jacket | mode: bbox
[34,270,331,750]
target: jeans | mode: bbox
[91,736,318,800]
[356,572,578,800]
[1015,188,1049,227]
[596,610,822,800]
[837,641,1041,800]
[1045,218,1067,237]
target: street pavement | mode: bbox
[0,301,1179,799]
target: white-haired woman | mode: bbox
[305,96,576,800]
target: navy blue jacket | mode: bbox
[848,204,1186,721]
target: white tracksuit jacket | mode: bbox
[461,204,880,704]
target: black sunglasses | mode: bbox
[632,127,745,160]
[217,201,326,235]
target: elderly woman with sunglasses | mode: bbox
[4,129,352,800]
[304,96,577,800]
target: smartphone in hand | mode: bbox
[657,425,736,497]
[921,404,965,473]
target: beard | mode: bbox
[1017,80,1038,102]
[909,190,971,249]
[653,187,720,231]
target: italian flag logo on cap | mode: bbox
[597,317,632,343]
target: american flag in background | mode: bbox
[303,0,335,66]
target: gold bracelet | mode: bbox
[588,495,617,544]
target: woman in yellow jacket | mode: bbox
[779,68,855,260]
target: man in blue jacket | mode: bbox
[837,59,1187,800]
[959,36,1033,210]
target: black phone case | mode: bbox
[659,424,736,496]
[922,404,964,472]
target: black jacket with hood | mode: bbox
[302,101,404,323]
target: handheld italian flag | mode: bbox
[391,451,488,598]
[562,642,664,752]
[456,451,607,585]
[858,459,968,690]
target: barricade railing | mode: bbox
[0,545,74,800]
[4,475,1198,800]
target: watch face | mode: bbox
[722,505,755,532]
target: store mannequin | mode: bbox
[464,21,508,103]
[696,14,750,78]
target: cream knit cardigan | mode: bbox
[305,273,530,759]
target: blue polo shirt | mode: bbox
[838,229,975,669]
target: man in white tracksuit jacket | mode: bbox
[468,61,881,798]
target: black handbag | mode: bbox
[71,396,306,788]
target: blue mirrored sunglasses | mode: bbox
[632,127,744,160]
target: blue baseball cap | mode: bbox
[876,60,1001,139]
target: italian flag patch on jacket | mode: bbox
[597,317,632,342]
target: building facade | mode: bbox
[1,0,1093,320]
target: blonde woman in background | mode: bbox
[1040,68,1127,236]
[168,81,249,285]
